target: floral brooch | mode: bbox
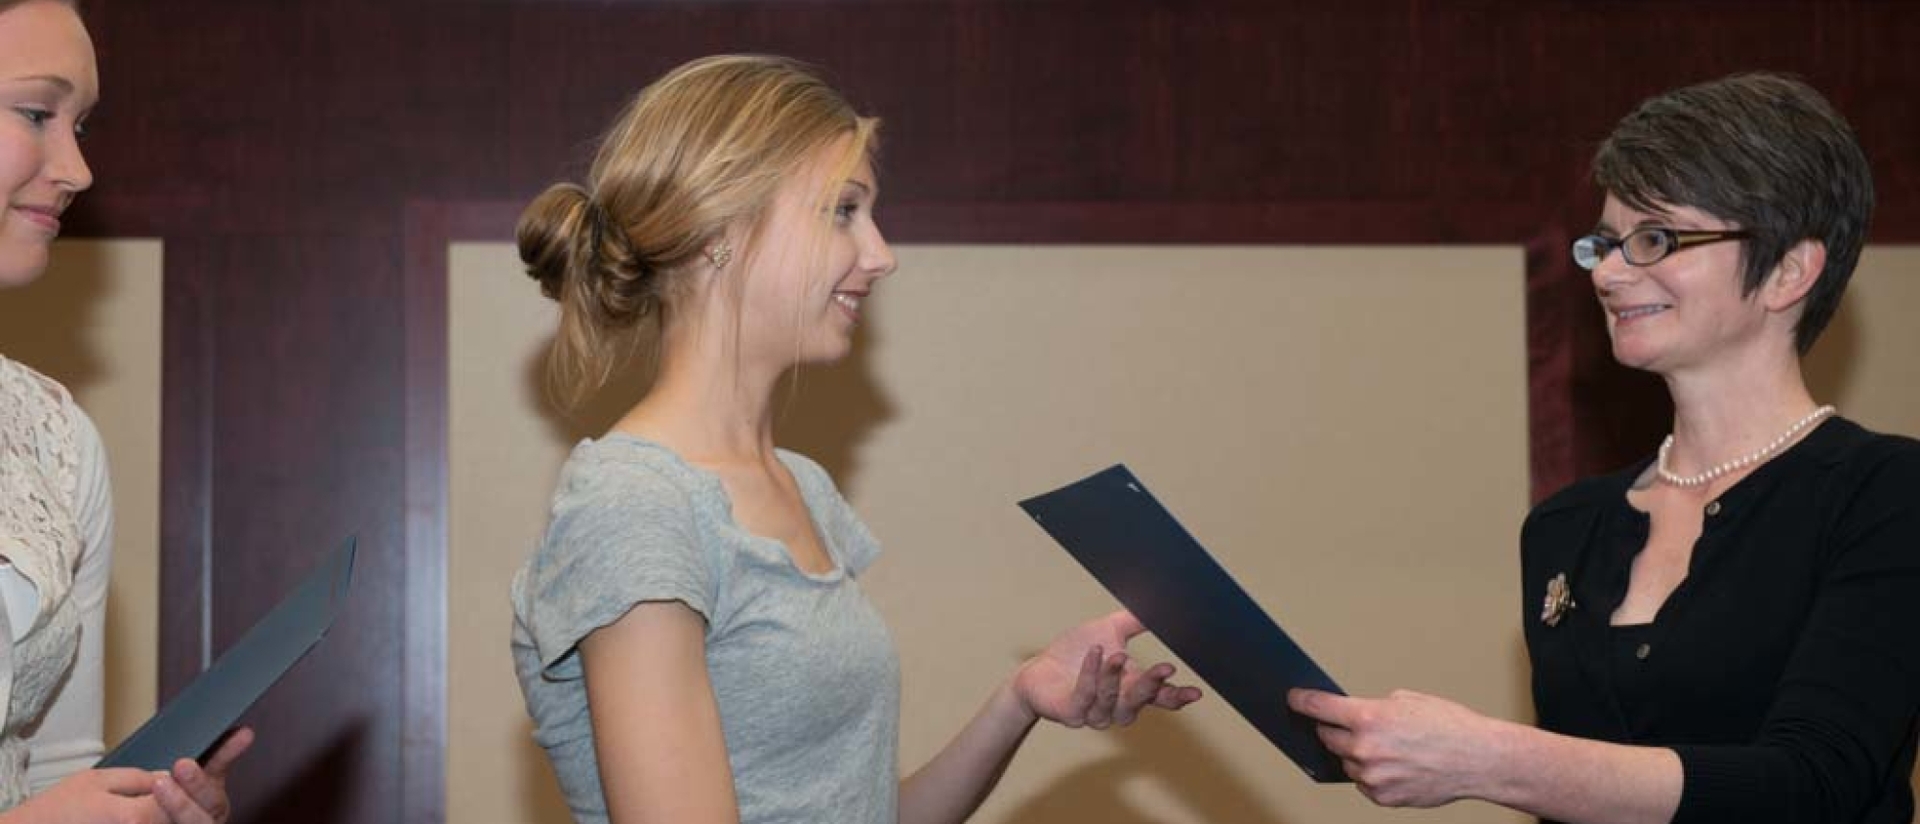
[1540,572,1576,627]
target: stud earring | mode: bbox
[706,242,734,269]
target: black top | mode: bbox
[1521,417,1920,824]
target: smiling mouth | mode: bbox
[1614,304,1671,321]
[832,292,863,319]
[12,206,63,234]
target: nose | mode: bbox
[47,127,94,195]
[1590,243,1635,295]
[862,222,897,280]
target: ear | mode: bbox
[1762,239,1825,313]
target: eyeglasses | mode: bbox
[1570,228,1750,271]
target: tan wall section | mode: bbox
[1807,248,1920,438]
[0,242,1908,817]
[448,243,1534,824]
[0,239,162,747]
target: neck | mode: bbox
[1660,352,1822,479]
[612,314,788,466]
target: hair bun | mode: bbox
[516,183,595,301]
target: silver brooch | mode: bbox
[1541,572,1576,627]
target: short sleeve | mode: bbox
[516,454,715,682]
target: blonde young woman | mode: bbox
[1292,74,1920,824]
[1,1,249,822]
[509,55,1201,824]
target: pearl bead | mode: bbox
[1655,405,1836,488]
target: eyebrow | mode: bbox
[5,74,76,93]
[841,179,874,195]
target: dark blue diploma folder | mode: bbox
[98,538,356,771]
[1020,466,1349,782]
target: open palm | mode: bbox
[1013,610,1202,728]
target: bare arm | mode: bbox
[580,601,739,824]
[896,677,1042,824]
[899,612,1201,824]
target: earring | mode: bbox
[706,241,734,269]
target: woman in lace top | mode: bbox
[1,1,249,822]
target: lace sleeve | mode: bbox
[23,401,109,790]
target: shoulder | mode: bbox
[1812,418,1920,474]
[0,356,99,497]
[552,436,709,513]
[1526,461,1640,524]
[775,449,840,495]
[1518,463,1639,570]
[0,355,67,399]
[532,435,731,568]
[0,356,78,430]
[1804,419,1920,528]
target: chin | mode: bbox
[1607,333,1652,369]
[1609,342,1670,374]
[0,250,51,289]
[797,337,855,366]
[806,347,854,366]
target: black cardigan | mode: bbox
[1521,417,1920,824]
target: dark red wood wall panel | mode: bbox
[60,2,1920,822]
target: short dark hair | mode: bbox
[1592,72,1873,355]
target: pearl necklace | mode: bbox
[1655,405,1836,488]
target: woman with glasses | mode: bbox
[1291,72,1920,824]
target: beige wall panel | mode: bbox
[0,239,163,747]
[1806,248,1920,439]
[450,243,1532,824]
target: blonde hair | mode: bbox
[517,54,877,406]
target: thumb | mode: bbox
[1105,609,1147,640]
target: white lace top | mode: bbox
[0,356,110,808]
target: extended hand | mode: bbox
[1014,610,1202,729]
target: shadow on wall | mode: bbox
[520,327,656,447]
[775,337,895,498]
[238,717,366,824]
[0,244,108,391]
[517,718,573,824]
[517,321,897,495]
[1802,291,1861,408]
[999,711,1301,824]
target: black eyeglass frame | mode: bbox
[1570,228,1751,271]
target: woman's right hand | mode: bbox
[0,767,173,824]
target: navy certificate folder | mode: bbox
[1019,465,1349,782]
[98,537,357,771]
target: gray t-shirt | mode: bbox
[511,434,900,824]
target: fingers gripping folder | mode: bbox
[1019,466,1350,783]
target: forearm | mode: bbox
[898,679,1037,824]
[1475,719,1681,824]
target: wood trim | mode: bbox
[398,199,522,824]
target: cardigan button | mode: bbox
[1704,500,1723,517]
[1635,643,1652,660]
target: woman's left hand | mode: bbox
[1013,610,1202,729]
[1287,688,1495,808]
